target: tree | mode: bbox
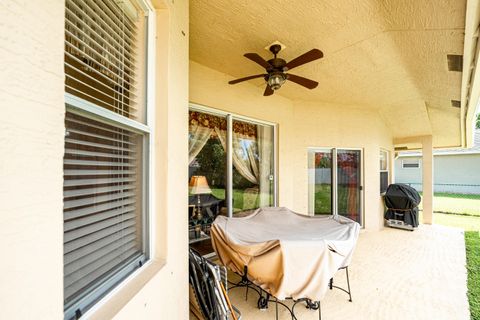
[477,113,480,129]
[194,139,226,188]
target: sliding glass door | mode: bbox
[188,106,276,255]
[308,148,363,225]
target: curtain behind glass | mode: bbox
[257,124,273,207]
[189,125,213,164]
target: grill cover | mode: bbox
[384,184,421,227]
[211,207,360,301]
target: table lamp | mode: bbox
[189,175,212,221]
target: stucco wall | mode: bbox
[189,61,394,230]
[0,1,65,318]
[0,1,190,319]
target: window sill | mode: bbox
[82,258,167,320]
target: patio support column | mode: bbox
[422,135,434,224]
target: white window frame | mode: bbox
[380,149,389,193]
[63,0,155,318]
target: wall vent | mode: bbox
[447,54,463,72]
[451,100,461,108]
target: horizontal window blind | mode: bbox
[63,112,144,311]
[64,0,148,317]
[65,0,139,120]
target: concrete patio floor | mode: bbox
[221,225,470,320]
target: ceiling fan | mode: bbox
[228,44,323,96]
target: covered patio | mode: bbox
[223,225,469,320]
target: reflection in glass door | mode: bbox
[337,150,362,223]
[230,119,274,215]
[308,149,332,215]
[308,148,363,225]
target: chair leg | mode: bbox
[318,301,321,320]
[330,266,353,302]
[345,267,352,302]
[275,297,279,320]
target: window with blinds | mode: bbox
[65,0,146,122]
[380,150,389,193]
[63,0,149,318]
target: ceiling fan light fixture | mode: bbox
[229,47,323,96]
[267,72,286,90]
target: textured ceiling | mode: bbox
[190,0,466,146]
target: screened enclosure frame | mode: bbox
[189,102,279,217]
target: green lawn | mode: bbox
[211,188,248,211]
[314,184,357,214]
[314,184,332,214]
[466,231,480,320]
[419,193,480,216]
[211,188,264,212]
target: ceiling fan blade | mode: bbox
[228,74,266,85]
[287,74,318,89]
[244,53,273,70]
[263,85,274,96]
[284,49,323,71]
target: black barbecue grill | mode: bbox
[383,184,421,231]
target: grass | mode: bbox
[314,184,358,214]
[211,188,270,212]
[211,188,247,211]
[465,231,480,320]
[314,184,332,214]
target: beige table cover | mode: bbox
[211,207,360,301]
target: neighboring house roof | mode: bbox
[398,129,480,157]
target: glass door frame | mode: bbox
[308,147,364,226]
[189,102,279,217]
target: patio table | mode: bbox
[211,207,360,302]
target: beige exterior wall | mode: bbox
[0,0,190,319]
[0,1,65,318]
[190,61,394,231]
